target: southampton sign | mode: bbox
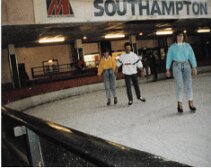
[33,0,211,24]
[94,0,208,16]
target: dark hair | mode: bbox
[174,30,186,43]
[124,42,132,48]
[101,48,110,53]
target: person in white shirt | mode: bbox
[117,42,146,105]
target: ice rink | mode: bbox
[25,73,211,166]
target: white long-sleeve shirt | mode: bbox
[117,52,143,75]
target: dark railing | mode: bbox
[30,64,98,85]
[31,63,76,79]
[2,106,190,167]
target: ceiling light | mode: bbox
[156,23,172,28]
[139,32,143,36]
[38,36,65,43]
[156,30,173,35]
[197,28,210,33]
[164,28,172,31]
[105,34,125,39]
[184,30,187,33]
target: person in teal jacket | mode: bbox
[166,30,197,113]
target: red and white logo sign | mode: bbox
[47,0,74,17]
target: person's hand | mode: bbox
[115,69,118,75]
[139,68,145,78]
[192,68,197,76]
[141,71,145,77]
[97,74,102,80]
[166,70,171,77]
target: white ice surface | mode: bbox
[25,73,211,166]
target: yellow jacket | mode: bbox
[97,56,117,75]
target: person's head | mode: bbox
[124,42,132,53]
[174,30,186,43]
[102,48,110,57]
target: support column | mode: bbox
[130,35,138,54]
[73,39,84,63]
[26,128,44,166]
[8,44,21,88]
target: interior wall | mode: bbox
[111,40,129,51]
[2,0,35,25]
[137,39,159,49]
[83,43,99,54]
[15,45,72,80]
[1,49,12,84]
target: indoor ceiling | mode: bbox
[2,18,211,48]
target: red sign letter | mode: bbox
[47,0,73,16]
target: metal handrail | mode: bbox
[31,63,98,79]
[2,106,189,167]
[31,63,76,78]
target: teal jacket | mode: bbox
[166,43,197,69]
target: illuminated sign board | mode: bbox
[33,0,211,24]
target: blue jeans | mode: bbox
[173,61,193,102]
[103,69,117,99]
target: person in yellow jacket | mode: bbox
[98,48,117,106]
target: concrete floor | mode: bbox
[25,73,211,166]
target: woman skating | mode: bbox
[98,48,117,106]
[166,30,197,113]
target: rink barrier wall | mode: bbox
[5,79,125,111]
[2,106,190,167]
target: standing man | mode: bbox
[117,42,146,105]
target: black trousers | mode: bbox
[124,74,141,101]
